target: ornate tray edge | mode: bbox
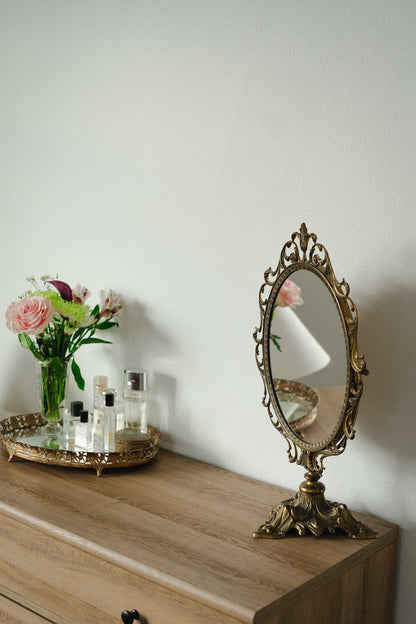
[0,412,162,477]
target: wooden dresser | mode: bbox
[0,447,398,624]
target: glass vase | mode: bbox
[36,358,69,435]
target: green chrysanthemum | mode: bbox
[33,291,93,327]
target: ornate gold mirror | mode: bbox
[253,223,378,539]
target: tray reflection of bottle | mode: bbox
[123,370,148,434]
[102,389,116,452]
[92,375,107,452]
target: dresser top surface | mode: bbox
[0,447,398,622]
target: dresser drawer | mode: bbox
[0,512,244,624]
[0,591,52,623]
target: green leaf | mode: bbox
[18,333,42,358]
[18,333,32,350]
[95,320,118,330]
[71,358,85,391]
[270,333,282,352]
[78,337,113,346]
[71,327,87,341]
[91,304,100,316]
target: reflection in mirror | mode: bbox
[270,270,347,444]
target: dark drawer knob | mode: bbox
[121,609,141,624]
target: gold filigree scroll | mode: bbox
[0,413,161,477]
[253,223,376,539]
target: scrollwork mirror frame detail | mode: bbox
[254,223,367,473]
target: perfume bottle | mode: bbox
[102,388,116,452]
[71,400,83,421]
[92,376,107,452]
[122,370,148,433]
[64,400,83,445]
[74,409,92,451]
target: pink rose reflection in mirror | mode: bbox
[275,279,304,308]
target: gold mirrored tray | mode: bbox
[273,379,319,434]
[0,413,162,477]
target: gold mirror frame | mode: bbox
[253,223,377,539]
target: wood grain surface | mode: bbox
[0,446,398,623]
[0,592,51,623]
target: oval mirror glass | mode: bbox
[269,269,347,444]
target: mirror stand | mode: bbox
[253,470,378,539]
[254,224,378,541]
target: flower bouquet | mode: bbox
[5,275,122,430]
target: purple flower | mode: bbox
[47,280,73,302]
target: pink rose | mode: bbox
[276,279,303,308]
[6,296,53,335]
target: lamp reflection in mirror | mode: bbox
[270,306,330,380]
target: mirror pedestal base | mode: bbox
[253,471,378,540]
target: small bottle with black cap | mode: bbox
[102,388,116,452]
[74,409,92,451]
[71,400,83,421]
[64,400,83,445]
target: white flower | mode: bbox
[72,282,91,304]
[99,289,122,320]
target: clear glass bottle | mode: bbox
[74,409,92,451]
[102,388,116,452]
[64,400,83,445]
[71,400,83,421]
[92,376,107,452]
[122,370,148,433]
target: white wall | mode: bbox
[1,2,415,621]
